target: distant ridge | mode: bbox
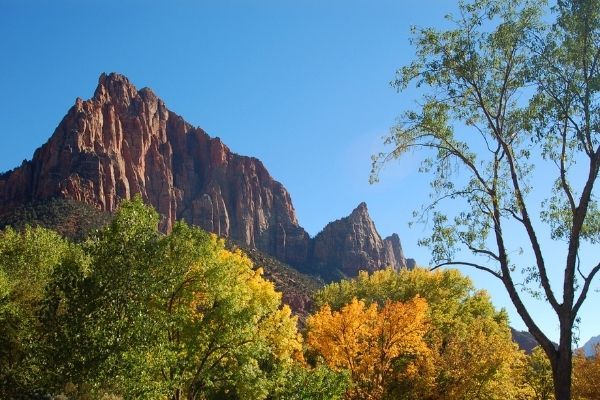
[581,335,600,357]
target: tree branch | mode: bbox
[430,261,502,280]
[559,120,577,213]
[500,139,561,312]
[573,262,600,318]
[466,245,501,261]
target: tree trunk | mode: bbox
[552,318,573,400]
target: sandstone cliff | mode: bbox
[312,202,407,276]
[0,73,409,277]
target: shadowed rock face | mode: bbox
[0,73,409,276]
[312,202,407,276]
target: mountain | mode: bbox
[0,72,409,279]
[511,328,540,354]
[581,335,600,357]
[311,202,408,278]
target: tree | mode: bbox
[371,0,600,398]
[523,347,555,400]
[572,345,600,400]
[40,197,305,399]
[315,268,526,399]
[271,365,349,400]
[306,296,430,400]
[0,226,71,397]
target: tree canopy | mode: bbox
[371,0,600,398]
[0,197,348,399]
[311,268,527,400]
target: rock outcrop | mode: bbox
[0,73,409,276]
[312,202,407,276]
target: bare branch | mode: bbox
[573,262,600,317]
[466,245,501,261]
[502,207,525,223]
[430,261,502,280]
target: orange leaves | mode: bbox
[573,345,600,400]
[307,299,376,374]
[306,297,429,399]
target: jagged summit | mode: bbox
[93,72,139,103]
[353,201,368,212]
[312,202,408,277]
[347,201,371,220]
[0,73,410,278]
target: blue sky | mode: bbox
[1,0,598,344]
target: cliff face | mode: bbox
[0,73,408,276]
[312,202,407,276]
[0,73,309,265]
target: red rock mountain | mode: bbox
[312,203,408,276]
[0,73,408,276]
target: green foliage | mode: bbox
[37,196,304,398]
[0,225,72,397]
[523,347,554,400]
[272,364,349,400]
[0,196,342,399]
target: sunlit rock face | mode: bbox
[0,73,309,265]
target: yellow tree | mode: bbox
[572,345,600,400]
[523,347,554,400]
[306,296,429,400]
[315,268,529,400]
[434,318,526,400]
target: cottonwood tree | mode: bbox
[315,268,526,399]
[307,296,430,400]
[41,198,307,399]
[371,0,600,399]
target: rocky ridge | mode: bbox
[0,73,409,278]
[312,202,408,277]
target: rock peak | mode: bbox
[311,203,408,277]
[97,72,133,87]
[0,73,308,265]
[350,201,369,217]
[93,72,138,103]
[355,201,368,210]
[0,74,413,281]
[385,233,400,243]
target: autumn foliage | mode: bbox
[307,297,429,399]
[572,345,600,400]
[2,198,596,400]
[310,268,530,400]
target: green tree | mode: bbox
[371,0,600,398]
[271,364,349,400]
[0,226,71,397]
[523,347,554,400]
[41,196,306,399]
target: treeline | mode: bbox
[0,198,598,399]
